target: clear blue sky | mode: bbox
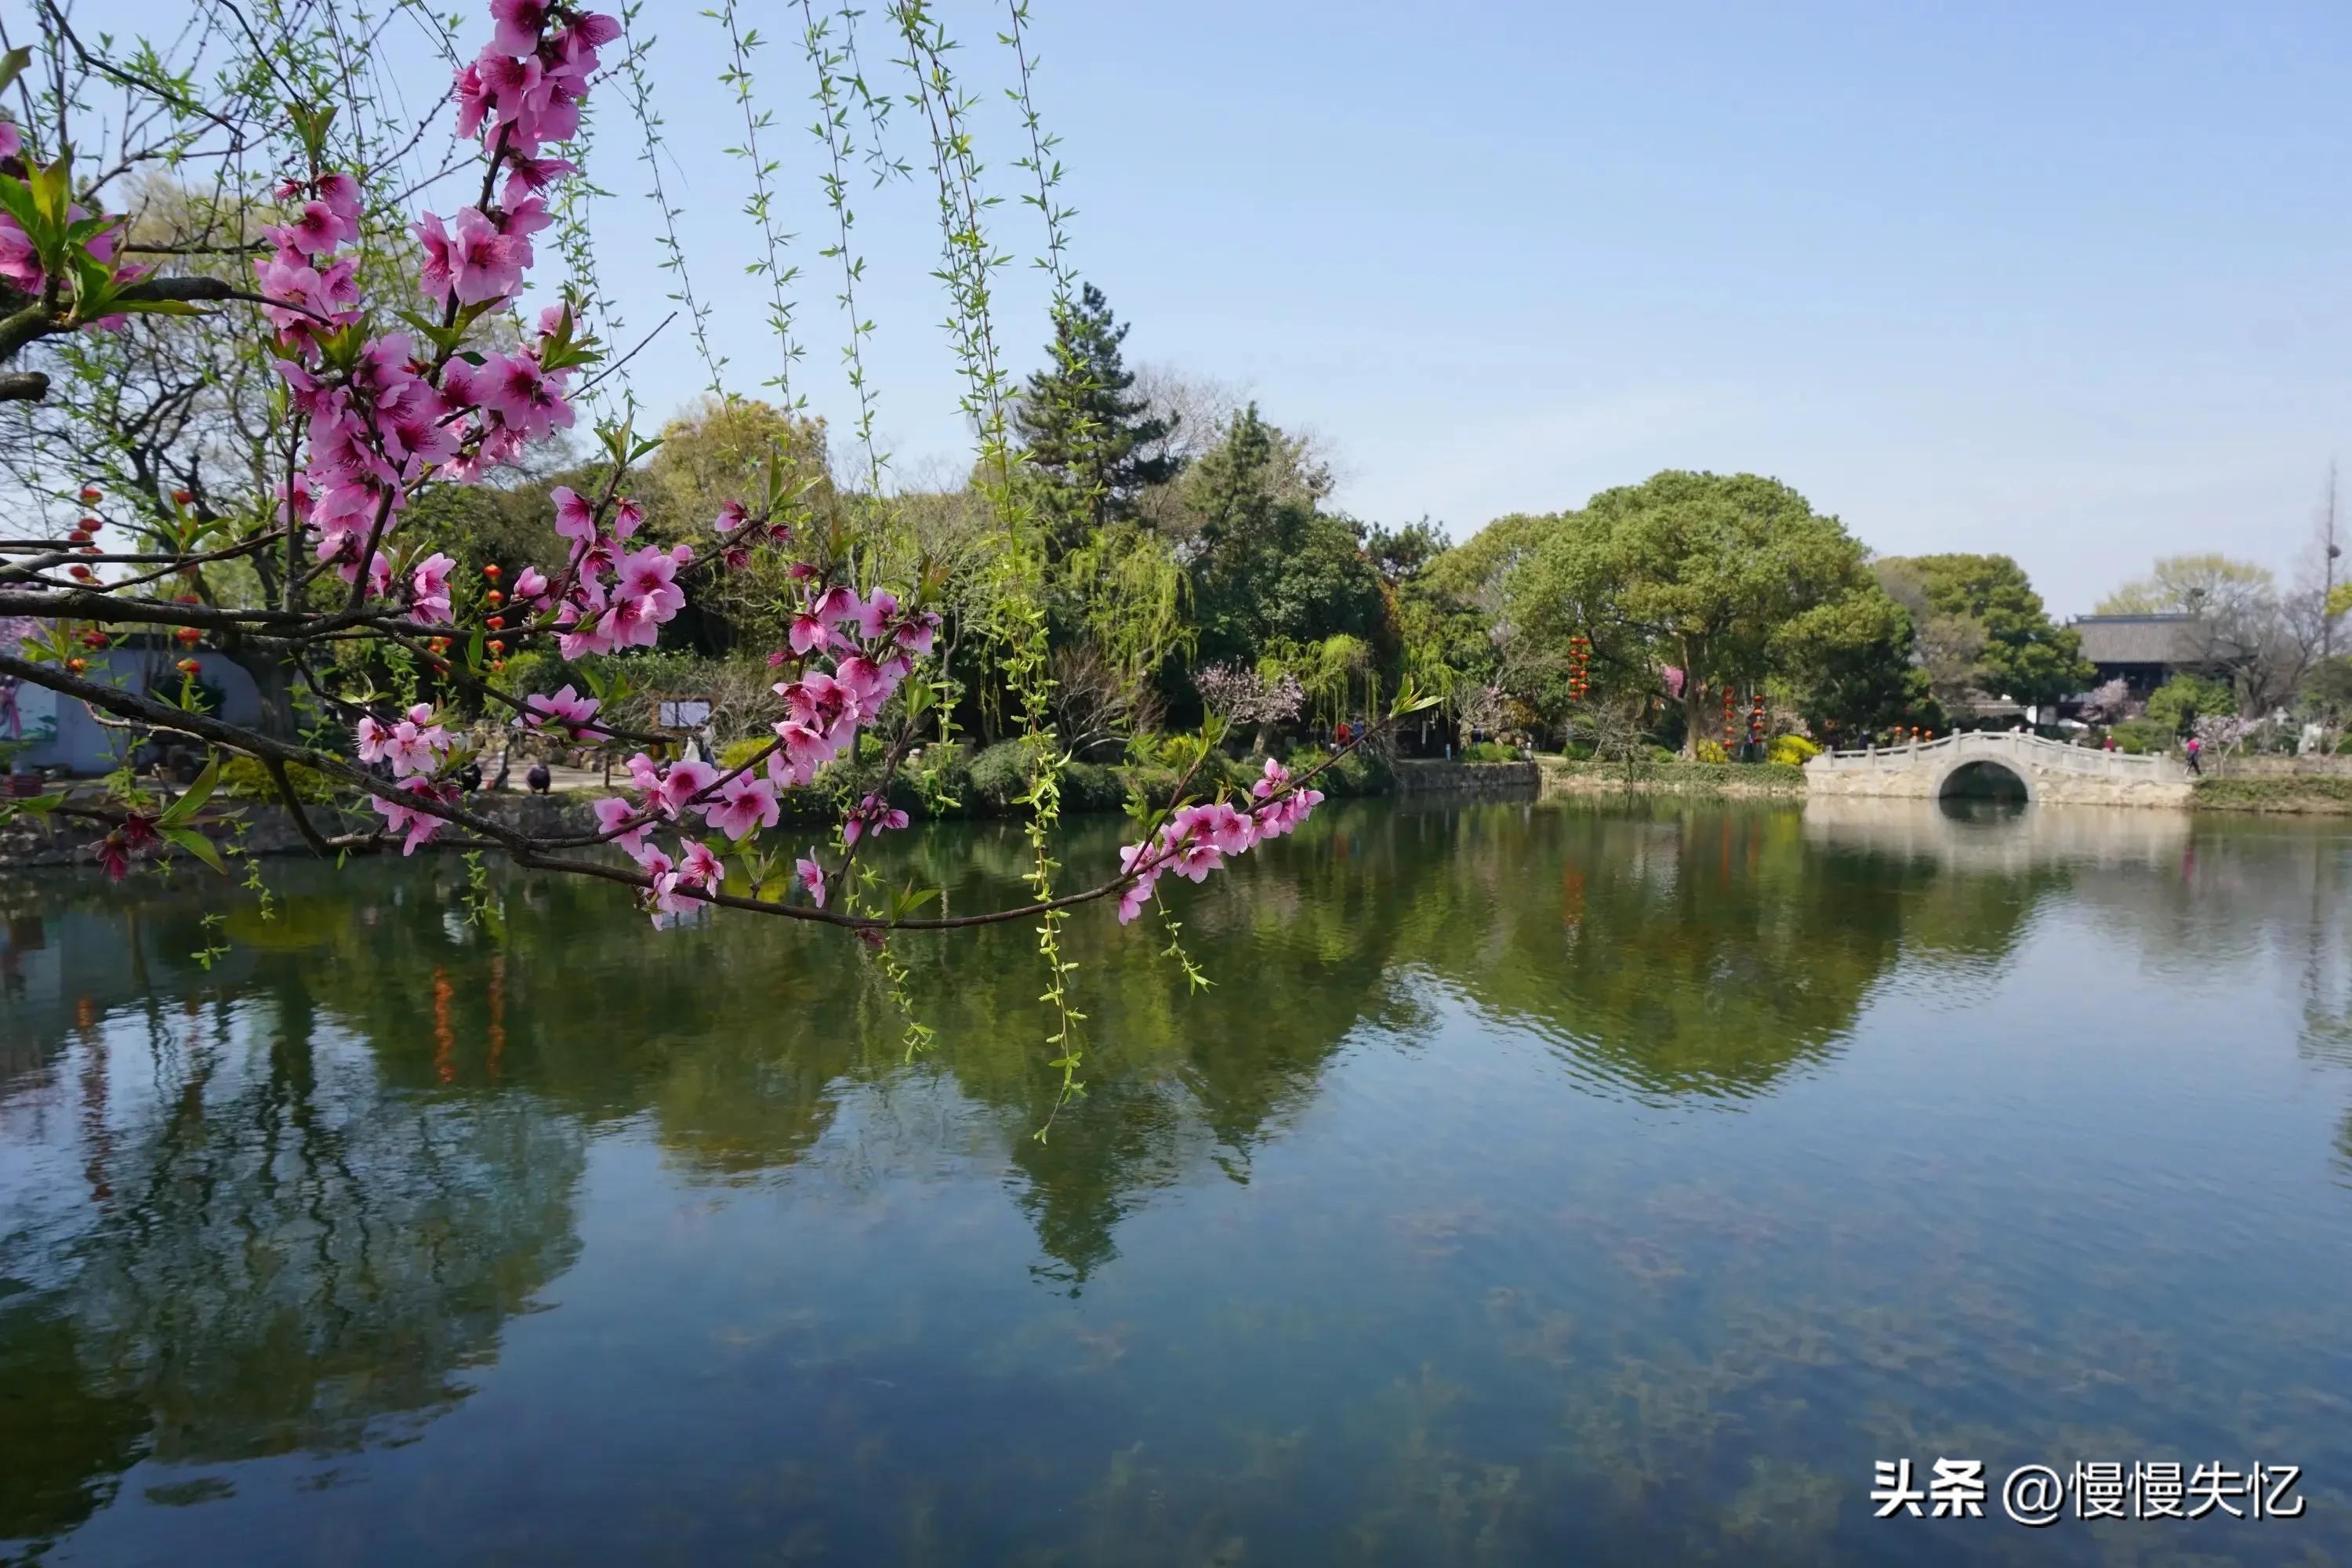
[84,0,2352,611]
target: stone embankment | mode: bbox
[1394,760,1541,798]
[1535,757,1806,800]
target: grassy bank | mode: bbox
[2190,775,2352,814]
[1536,757,1808,798]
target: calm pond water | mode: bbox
[2,797,2350,1566]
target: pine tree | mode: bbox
[1014,282,1180,539]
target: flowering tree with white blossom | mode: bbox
[2078,676,2132,723]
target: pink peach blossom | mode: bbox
[702,773,781,841]
[794,851,827,909]
[592,794,651,856]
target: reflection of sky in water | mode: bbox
[2,798,2350,1564]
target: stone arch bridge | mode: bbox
[1803,730,2192,808]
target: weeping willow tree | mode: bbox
[1048,523,1192,752]
[1263,633,1383,734]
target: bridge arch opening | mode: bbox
[1938,758,2031,811]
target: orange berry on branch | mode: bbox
[488,640,506,656]
[481,564,501,579]
[175,658,200,675]
[66,658,87,674]
[485,615,505,630]
[485,589,504,606]
[172,489,193,505]
[78,488,100,503]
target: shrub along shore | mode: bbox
[2189,775,2352,813]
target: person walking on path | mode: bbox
[2184,735,2202,775]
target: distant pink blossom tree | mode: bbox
[2080,676,2132,722]
[2193,711,2262,756]
[1194,662,1305,728]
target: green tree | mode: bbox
[1779,589,1938,739]
[1047,524,1195,753]
[1177,405,1388,673]
[1871,557,1987,713]
[2096,554,2274,618]
[1364,518,1448,585]
[1875,553,2092,710]
[1505,472,1897,755]
[2146,671,2235,733]
[1012,282,1179,541]
[1391,510,1559,721]
[1421,511,1556,609]
[645,396,840,654]
[2302,655,2352,720]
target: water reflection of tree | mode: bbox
[1465,806,1904,1096]
[0,1312,148,1548]
[0,799,2063,1308]
[0,985,583,1553]
[1311,804,1898,1100]
[7,792,2252,1333]
[888,814,1414,1290]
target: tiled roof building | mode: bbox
[2069,614,2215,695]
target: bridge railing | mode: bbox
[1813,731,2180,778]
